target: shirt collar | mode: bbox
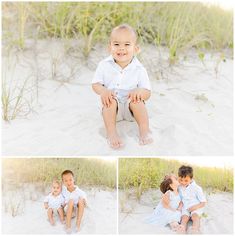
[104,55,142,70]
[186,179,195,188]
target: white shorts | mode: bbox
[182,207,204,217]
[116,98,135,122]
[101,98,135,122]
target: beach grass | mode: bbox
[119,158,233,194]
[2,158,116,189]
[2,2,233,57]
[1,2,233,121]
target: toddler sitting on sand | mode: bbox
[92,24,153,149]
[44,179,65,225]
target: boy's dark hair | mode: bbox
[178,165,193,178]
[160,175,173,193]
[110,23,137,43]
[61,170,74,178]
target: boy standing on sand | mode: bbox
[61,170,87,233]
[92,24,153,149]
[178,165,206,233]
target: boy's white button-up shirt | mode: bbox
[44,193,65,209]
[62,185,87,206]
[92,56,151,102]
[179,180,206,210]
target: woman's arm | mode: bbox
[161,192,177,212]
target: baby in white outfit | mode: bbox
[44,179,65,225]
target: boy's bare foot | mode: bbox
[188,226,200,234]
[107,132,123,149]
[139,130,153,145]
[177,225,186,234]
[76,221,81,232]
[65,227,72,234]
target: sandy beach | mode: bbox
[119,189,233,234]
[2,186,117,234]
[2,41,233,156]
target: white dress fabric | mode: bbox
[146,190,182,226]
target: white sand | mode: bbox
[2,187,117,234]
[2,41,233,156]
[119,189,233,234]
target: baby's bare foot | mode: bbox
[139,130,153,145]
[60,219,65,224]
[49,219,55,226]
[107,133,123,149]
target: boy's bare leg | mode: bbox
[180,215,190,233]
[66,200,74,229]
[102,99,123,149]
[129,101,153,145]
[191,213,200,233]
[76,199,85,231]
[57,207,65,223]
[47,208,55,225]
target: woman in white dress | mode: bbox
[146,174,183,232]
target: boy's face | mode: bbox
[52,182,61,196]
[62,173,75,190]
[109,28,139,67]
[178,175,192,187]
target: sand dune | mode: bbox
[2,42,233,156]
[119,189,233,234]
[2,187,117,234]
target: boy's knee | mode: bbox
[181,215,190,222]
[102,99,117,111]
[191,213,199,221]
[129,101,145,110]
[78,199,85,207]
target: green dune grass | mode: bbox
[119,158,233,194]
[2,158,116,188]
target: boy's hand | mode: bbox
[100,89,115,108]
[44,203,49,209]
[188,202,206,212]
[128,88,145,103]
[188,206,195,212]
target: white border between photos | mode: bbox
[0,0,234,235]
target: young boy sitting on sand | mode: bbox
[61,170,87,233]
[44,179,65,225]
[177,165,207,234]
[92,24,153,149]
